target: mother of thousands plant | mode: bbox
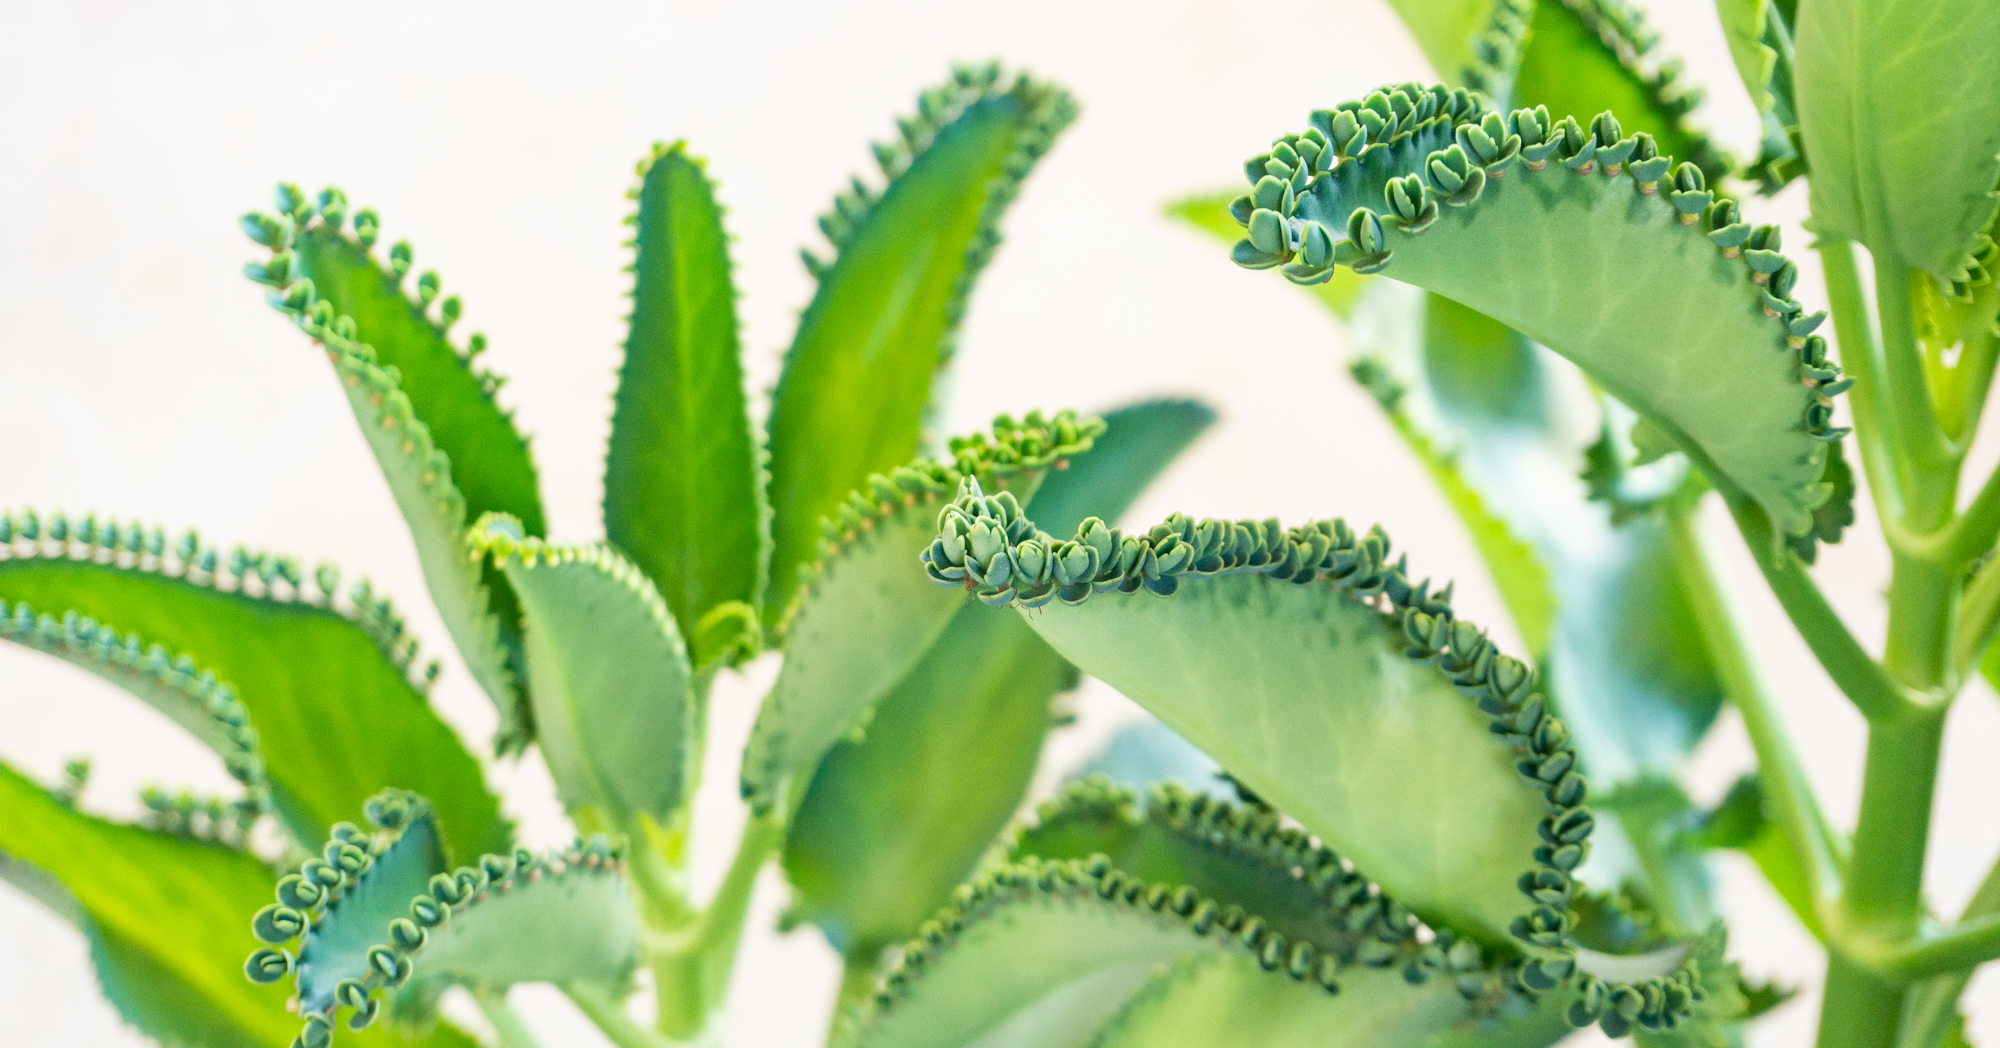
[2,1,1998,1046]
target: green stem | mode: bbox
[1875,257,1957,486]
[827,950,883,1043]
[1897,858,2000,1048]
[1670,501,1842,906]
[564,983,680,1048]
[1816,708,1949,1048]
[651,813,784,1040]
[1725,495,1917,721]
[1886,554,1958,694]
[1821,238,1903,522]
[1882,913,2000,980]
[1952,557,2000,688]
[474,991,544,1048]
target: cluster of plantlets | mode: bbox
[5,1,2000,1047]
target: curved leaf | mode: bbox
[0,764,475,1048]
[783,400,1211,957]
[604,143,768,666]
[250,791,636,1045]
[0,520,507,856]
[741,411,1103,813]
[1719,0,1805,191]
[1233,84,1842,539]
[1795,0,2000,287]
[242,197,534,750]
[1510,0,1728,182]
[1346,285,1725,786]
[921,488,1576,950]
[1164,193,1372,319]
[1381,0,1533,101]
[469,516,697,825]
[763,65,1076,625]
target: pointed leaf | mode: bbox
[741,411,1104,813]
[1241,84,1843,539]
[1164,193,1372,318]
[243,202,536,750]
[605,143,767,666]
[1796,0,2000,285]
[923,489,1585,948]
[0,764,475,1048]
[763,66,1076,625]
[1381,0,1533,99]
[468,517,696,824]
[0,524,508,856]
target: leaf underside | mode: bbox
[762,66,1076,627]
[0,549,507,856]
[604,143,768,667]
[471,517,697,825]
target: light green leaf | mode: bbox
[923,490,1579,948]
[1795,0,2000,286]
[762,65,1076,626]
[1692,775,1821,940]
[1510,0,1728,182]
[604,143,767,667]
[1243,85,1841,539]
[783,401,1211,957]
[1090,952,1568,1048]
[469,517,697,825]
[1719,0,1779,113]
[1346,284,1726,787]
[0,764,476,1048]
[0,524,508,857]
[1164,193,1372,318]
[244,196,536,750]
[741,411,1103,814]
[258,791,636,1045]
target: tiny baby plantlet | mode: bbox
[4,0,1999,1045]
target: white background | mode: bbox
[2,2,1997,1046]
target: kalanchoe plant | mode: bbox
[6,2,2000,1048]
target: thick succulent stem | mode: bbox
[1897,858,2000,1047]
[1874,258,1957,484]
[1817,706,1948,1048]
[1667,501,1842,908]
[564,983,680,1048]
[475,991,545,1048]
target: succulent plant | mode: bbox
[7,2,2000,1048]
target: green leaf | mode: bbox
[1381,0,1533,99]
[832,858,1299,1048]
[1090,952,1570,1048]
[0,524,509,857]
[1242,84,1843,540]
[1795,0,2000,287]
[782,400,1212,959]
[740,411,1104,814]
[243,196,537,751]
[469,516,697,825]
[0,764,475,1048]
[762,65,1076,626]
[1164,193,1371,318]
[784,606,1070,958]
[604,143,768,667]
[1345,285,1726,786]
[1511,0,1728,182]
[1692,775,1822,940]
[923,490,1579,949]
[258,791,636,1044]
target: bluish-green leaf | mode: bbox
[0,763,477,1048]
[469,516,697,825]
[762,66,1076,627]
[604,143,767,667]
[0,530,508,857]
[1164,193,1373,319]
